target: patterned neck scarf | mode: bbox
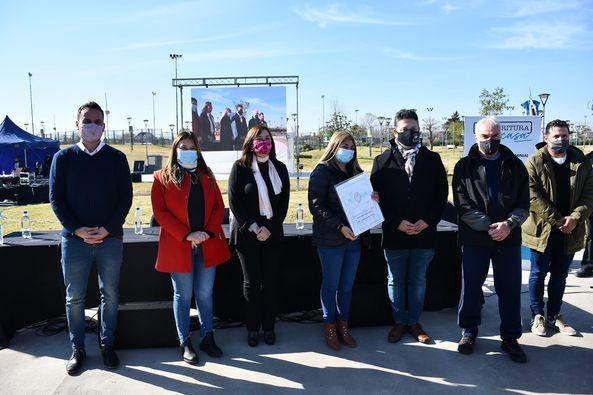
[395,141,421,182]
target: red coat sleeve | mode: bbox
[151,172,190,242]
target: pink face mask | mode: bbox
[81,123,104,143]
[253,139,272,155]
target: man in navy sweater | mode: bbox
[49,101,132,375]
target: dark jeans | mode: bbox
[317,239,361,323]
[236,242,282,332]
[61,236,123,349]
[529,232,574,318]
[458,244,522,340]
[384,248,435,325]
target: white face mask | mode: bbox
[81,123,104,143]
[176,149,198,169]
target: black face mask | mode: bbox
[478,139,500,155]
[397,128,420,147]
[548,139,569,154]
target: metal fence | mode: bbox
[50,129,173,146]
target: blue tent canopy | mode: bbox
[0,116,60,174]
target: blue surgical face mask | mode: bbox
[177,149,198,169]
[192,105,197,112]
[335,148,354,164]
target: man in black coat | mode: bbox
[248,109,261,130]
[219,108,234,151]
[199,101,216,150]
[452,116,529,363]
[232,104,248,150]
[371,109,448,345]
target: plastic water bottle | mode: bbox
[21,210,32,239]
[296,203,304,230]
[0,210,4,246]
[134,207,143,235]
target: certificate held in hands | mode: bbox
[334,172,384,236]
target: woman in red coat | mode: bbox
[151,131,231,365]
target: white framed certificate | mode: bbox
[334,172,384,236]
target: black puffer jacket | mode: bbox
[308,161,361,247]
[452,143,529,247]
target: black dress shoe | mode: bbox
[66,348,86,375]
[501,339,527,363]
[263,331,276,345]
[101,345,120,369]
[199,331,223,358]
[247,331,259,347]
[180,338,199,364]
[457,336,476,355]
[576,264,593,278]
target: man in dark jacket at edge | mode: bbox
[371,109,448,345]
[452,115,529,363]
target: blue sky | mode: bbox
[0,0,592,136]
[191,86,287,128]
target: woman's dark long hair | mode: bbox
[239,125,277,169]
[161,131,212,188]
[200,101,212,116]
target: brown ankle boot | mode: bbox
[324,323,340,351]
[337,320,357,347]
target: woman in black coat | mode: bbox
[308,131,378,351]
[228,125,290,347]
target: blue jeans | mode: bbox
[317,239,361,323]
[384,248,435,325]
[529,233,574,318]
[170,247,216,344]
[458,244,522,340]
[61,236,123,349]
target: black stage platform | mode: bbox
[0,223,461,348]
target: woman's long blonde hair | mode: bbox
[319,131,362,173]
[161,131,212,187]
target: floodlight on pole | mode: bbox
[321,95,325,137]
[28,72,35,135]
[169,54,182,133]
[126,117,133,151]
[169,123,175,142]
[538,93,550,140]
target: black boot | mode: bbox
[66,348,86,375]
[576,264,593,278]
[247,331,259,347]
[199,331,223,358]
[263,330,276,345]
[100,345,120,369]
[180,338,199,364]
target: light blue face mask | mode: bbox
[177,149,198,169]
[192,105,198,112]
[335,148,354,164]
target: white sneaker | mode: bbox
[548,315,577,336]
[531,314,547,336]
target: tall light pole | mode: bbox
[321,94,325,137]
[292,113,300,191]
[426,107,434,147]
[143,119,149,160]
[169,54,182,133]
[27,72,35,135]
[377,116,385,151]
[538,93,550,140]
[169,123,175,143]
[24,123,29,131]
[385,118,391,147]
[127,116,133,151]
[355,109,359,125]
[152,91,157,141]
[40,121,45,138]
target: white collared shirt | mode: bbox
[77,141,106,156]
